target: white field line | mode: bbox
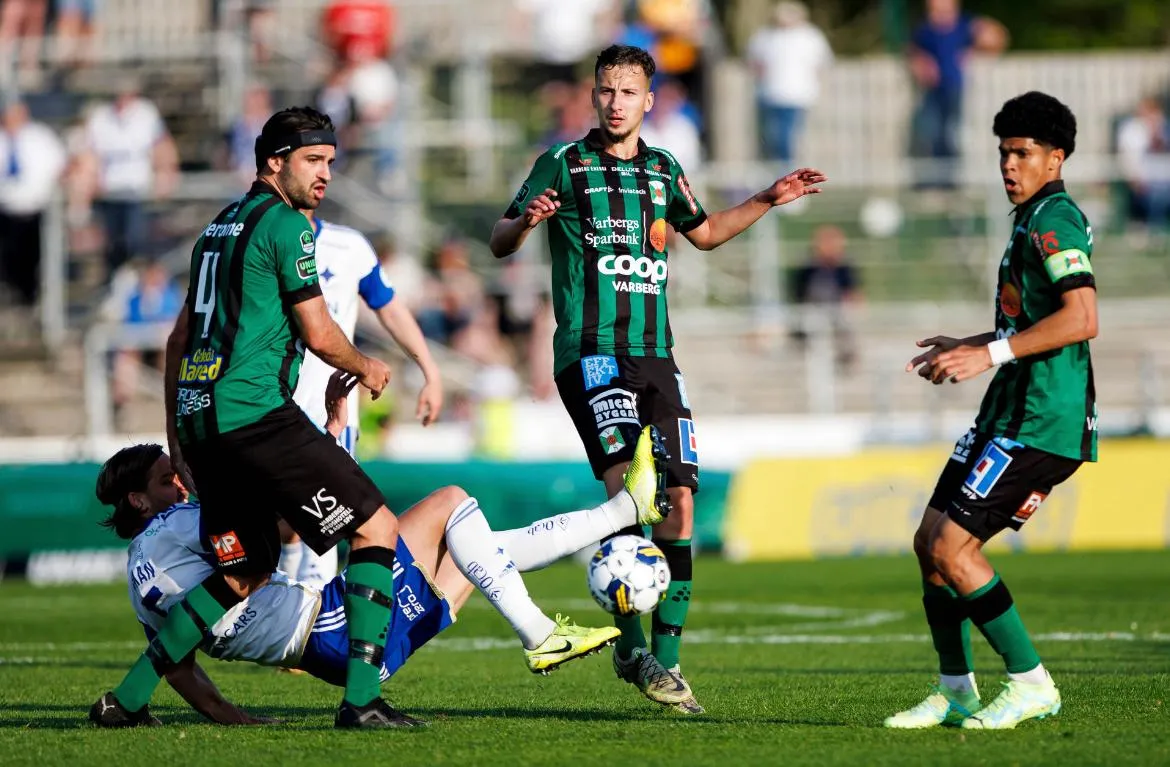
[2,631,1168,660]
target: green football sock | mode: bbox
[650,538,692,669]
[614,614,647,660]
[922,580,973,675]
[964,572,1042,674]
[114,583,230,711]
[343,554,396,706]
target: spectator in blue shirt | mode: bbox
[908,0,1006,187]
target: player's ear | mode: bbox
[127,491,147,514]
[1049,146,1064,173]
[266,155,284,175]
[645,90,654,114]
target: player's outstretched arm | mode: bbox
[489,189,561,258]
[163,306,197,492]
[292,295,391,399]
[928,287,1097,384]
[376,298,444,425]
[684,168,826,251]
[164,653,278,725]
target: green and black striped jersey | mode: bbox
[975,180,1097,462]
[176,182,321,443]
[504,129,707,375]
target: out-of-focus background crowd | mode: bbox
[1,0,1169,461]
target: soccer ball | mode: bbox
[587,535,671,616]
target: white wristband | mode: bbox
[987,338,1016,366]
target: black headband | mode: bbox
[254,129,337,162]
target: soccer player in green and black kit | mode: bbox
[89,107,422,729]
[888,92,1097,730]
[490,45,825,714]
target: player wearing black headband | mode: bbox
[890,91,1098,730]
[89,107,418,730]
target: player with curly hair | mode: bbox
[886,91,1098,730]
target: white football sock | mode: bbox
[494,491,637,572]
[444,497,555,649]
[1007,663,1050,686]
[940,672,978,696]
[278,542,303,578]
[297,543,338,588]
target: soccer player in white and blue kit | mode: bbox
[285,214,444,586]
[95,374,672,725]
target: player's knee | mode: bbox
[435,485,469,510]
[351,504,399,549]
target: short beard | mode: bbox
[601,126,636,145]
[277,167,319,210]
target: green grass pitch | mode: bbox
[1,550,1167,766]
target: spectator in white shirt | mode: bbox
[515,0,618,86]
[640,78,702,172]
[74,77,179,279]
[747,1,832,163]
[0,99,65,305]
[1117,97,1170,231]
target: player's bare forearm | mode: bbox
[489,216,534,259]
[292,296,369,377]
[164,655,267,725]
[685,197,771,251]
[1002,287,1098,359]
[378,301,440,382]
[163,306,190,446]
[378,300,444,423]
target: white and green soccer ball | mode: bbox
[587,535,671,617]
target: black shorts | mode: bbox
[182,403,386,576]
[928,429,1081,542]
[555,354,698,492]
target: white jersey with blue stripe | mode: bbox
[126,503,322,667]
[292,219,396,454]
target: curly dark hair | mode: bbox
[993,91,1077,157]
[96,443,164,539]
[594,44,656,82]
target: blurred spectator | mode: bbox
[109,260,184,427]
[322,0,394,64]
[515,0,618,88]
[346,47,400,193]
[0,98,65,305]
[0,0,46,85]
[73,76,179,279]
[417,235,484,348]
[316,61,358,155]
[539,78,594,146]
[790,224,860,368]
[53,0,97,69]
[633,0,710,114]
[640,78,702,171]
[223,81,272,181]
[1117,97,1170,232]
[908,0,1006,187]
[746,1,832,164]
[372,231,426,314]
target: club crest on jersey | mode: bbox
[581,355,619,389]
[296,255,317,280]
[649,180,666,206]
[300,230,316,255]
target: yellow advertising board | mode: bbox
[725,439,1170,560]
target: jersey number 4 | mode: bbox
[194,251,221,338]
